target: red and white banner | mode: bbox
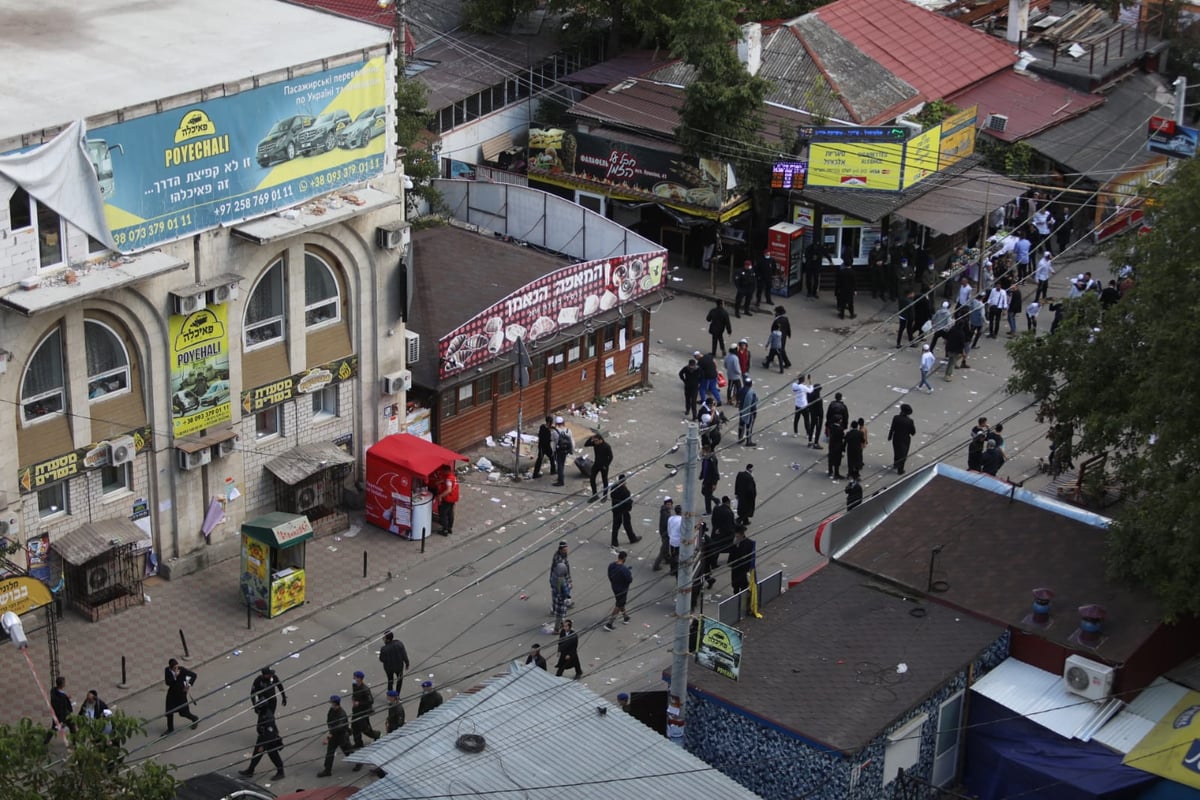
[438,250,666,378]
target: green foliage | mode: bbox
[911,99,959,130]
[1005,156,1200,620]
[463,0,538,34]
[0,713,175,800]
[1003,141,1033,176]
[394,76,443,217]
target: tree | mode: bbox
[394,75,443,217]
[911,99,959,130]
[0,713,176,800]
[1005,157,1200,620]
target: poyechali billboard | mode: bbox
[696,617,743,681]
[170,306,231,437]
[89,57,388,252]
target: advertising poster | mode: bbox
[938,106,978,171]
[18,426,152,494]
[0,576,53,618]
[696,617,744,681]
[1122,690,1200,788]
[807,142,904,191]
[88,57,388,252]
[241,355,359,415]
[170,306,231,437]
[902,127,942,189]
[25,533,51,584]
[438,250,667,378]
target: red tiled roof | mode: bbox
[287,0,415,53]
[815,0,1016,100]
[948,69,1106,142]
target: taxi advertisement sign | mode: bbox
[696,617,744,681]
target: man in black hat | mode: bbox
[318,695,353,777]
[378,631,410,693]
[608,474,640,547]
[239,706,285,781]
[418,680,444,716]
[888,403,917,475]
[350,670,380,748]
[525,643,547,670]
[734,464,756,524]
[251,666,287,714]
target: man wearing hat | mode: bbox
[385,689,405,733]
[737,376,758,446]
[551,417,573,486]
[251,666,287,714]
[734,464,756,524]
[652,496,673,572]
[733,259,756,318]
[525,643,547,670]
[887,403,917,475]
[616,692,632,713]
[549,540,573,631]
[349,670,381,748]
[239,706,285,781]
[378,631,410,693]
[317,695,353,777]
[608,474,640,547]
[418,679,444,716]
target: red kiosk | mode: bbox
[365,434,467,539]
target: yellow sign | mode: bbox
[0,576,53,616]
[939,105,978,171]
[807,143,904,191]
[903,126,942,189]
[169,304,231,437]
[269,569,306,616]
[1123,691,1200,788]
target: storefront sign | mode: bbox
[771,161,807,190]
[26,533,51,584]
[938,105,978,170]
[0,576,53,617]
[903,126,942,189]
[171,306,231,437]
[241,355,359,415]
[89,57,388,252]
[18,427,153,494]
[271,517,313,546]
[528,127,727,212]
[696,617,744,681]
[804,125,908,142]
[807,142,905,191]
[438,251,667,378]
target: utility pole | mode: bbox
[1174,75,1187,125]
[668,422,700,747]
[512,337,531,477]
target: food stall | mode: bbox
[240,512,312,617]
[365,433,467,539]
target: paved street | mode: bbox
[0,252,1111,793]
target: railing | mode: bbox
[1048,9,1163,71]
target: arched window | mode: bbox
[21,327,65,423]
[85,320,130,400]
[304,252,340,328]
[245,260,285,348]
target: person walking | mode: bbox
[737,377,758,446]
[47,676,75,742]
[378,631,410,693]
[722,347,743,404]
[384,689,405,732]
[706,299,732,355]
[608,474,640,547]
[652,497,674,572]
[804,382,825,449]
[1025,298,1040,333]
[896,290,916,348]
[317,695,353,777]
[696,351,721,407]
[968,292,986,348]
[434,465,459,536]
[918,344,935,392]
[525,643,547,670]
[887,403,916,475]
[791,373,809,436]
[835,262,857,319]
[349,671,381,748]
[551,417,573,486]
[585,433,613,501]
[986,283,1009,338]
[164,658,199,734]
[733,260,756,317]
[826,418,846,480]
[533,416,555,478]
[251,666,287,714]
[727,527,756,594]
[239,707,285,780]
[762,326,785,374]
[678,358,701,420]
[767,306,792,369]
[1006,283,1022,337]
[603,552,633,631]
[1034,251,1054,302]
[700,446,720,514]
[755,250,776,308]
[943,321,965,381]
[666,505,683,576]
[710,496,737,570]
[554,620,583,679]
[844,419,866,477]
[845,472,864,510]
[734,464,756,524]
[417,680,444,716]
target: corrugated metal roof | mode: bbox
[948,69,1106,143]
[894,166,1027,236]
[264,443,355,486]
[800,154,985,223]
[52,519,147,565]
[347,664,765,800]
[1093,678,1191,754]
[561,50,669,85]
[971,658,1122,741]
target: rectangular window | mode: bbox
[312,386,338,422]
[440,389,457,419]
[457,382,474,408]
[101,463,131,495]
[36,201,64,269]
[38,482,68,518]
[568,343,581,363]
[497,367,514,395]
[882,713,927,785]
[584,333,597,359]
[255,406,282,440]
[475,375,494,404]
[631,311,645,337]
[531,355,546,381]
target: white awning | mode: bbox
[972,657,1123,741]
[231,187,401,245]
[1,250,188,316]
[481,130,514,163]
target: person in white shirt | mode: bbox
[1025,299,1040,333]
[957,276,973,308]
[665,506,683,575]
[1032,208,1055,252]
[918,344,935,393]
[986,284,1009,338]
[1034,251,1054,301]
[791,375,810,436]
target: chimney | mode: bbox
[1006,0,1029,44]
[1077,604,1107,647]
[1030,587,1055,625]
[738,22,763,76]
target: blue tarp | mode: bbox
[964,694,1155,800]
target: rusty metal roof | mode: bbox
[948,69,1105,143]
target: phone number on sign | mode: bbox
[305,158,384,190]
[211,186,297,218]
[111,212,195,247]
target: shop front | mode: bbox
[365,434,467,539]
[240,512,312,618]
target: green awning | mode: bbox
[241,512,313,549]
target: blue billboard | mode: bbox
[89,56,388,252]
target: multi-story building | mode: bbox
[0,0,410,581]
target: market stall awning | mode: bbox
[892,167,1026,236]
[241,512,314,548]
[481,130,513,163]
[367,433,467,477]
[52,519,147,566]
[265,442,355,486]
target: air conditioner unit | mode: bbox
[382,369,412,394]
[208,283,237,305]
[987,113,1009,133]
[376,223,410,251]
[1063,655,1115,700]
[87,565,114,593]
[215,437,237,458]
[296,485,319,512]
[171,290,207,316]
[405,330,420,364]
[177,447,212,471]
[109,435,136,466]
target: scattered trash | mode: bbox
[232,650,242,656]
[476,457,494,472]
[485,436,496,447]
[896,662,908,674]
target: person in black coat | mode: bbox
[318,695,353,777]
[888,404,917,475]
[734,465,756,523]
[835,264,856,319]
[678,359,701,419]
[533,416,555,478]
[525,643,547,670]
[586,434,614,501]
[239,707,285,780]
[251,666,287,714]
[378,631,410,692]
[967,430,986,472]
[733,260,756,317]
[700,448,720,514]
[706,299,732,355]
[844,419,865,477]
[827,420,846,480]
[417,680,444,715]
[349,671,381,748]
[554,620,582,679]
[845,473,864,510]
[727,527,756,594]
[78,689,109,726]
[769,307,793,369]
[608,474,640,546]
[164,658,199,733]
[47,676,75,741]
[755,250,776,307]
[709,497,737,574]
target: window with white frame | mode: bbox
[21,327,66,423]
[101,462,132,495]
[244,260,285,348]
[311,385,338,421]
[38,482,68,518]
[255,406,282,439]
[8,187,65,269]
[305,252,340,328]
[882,712,928,785]
[86,320,131,401]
